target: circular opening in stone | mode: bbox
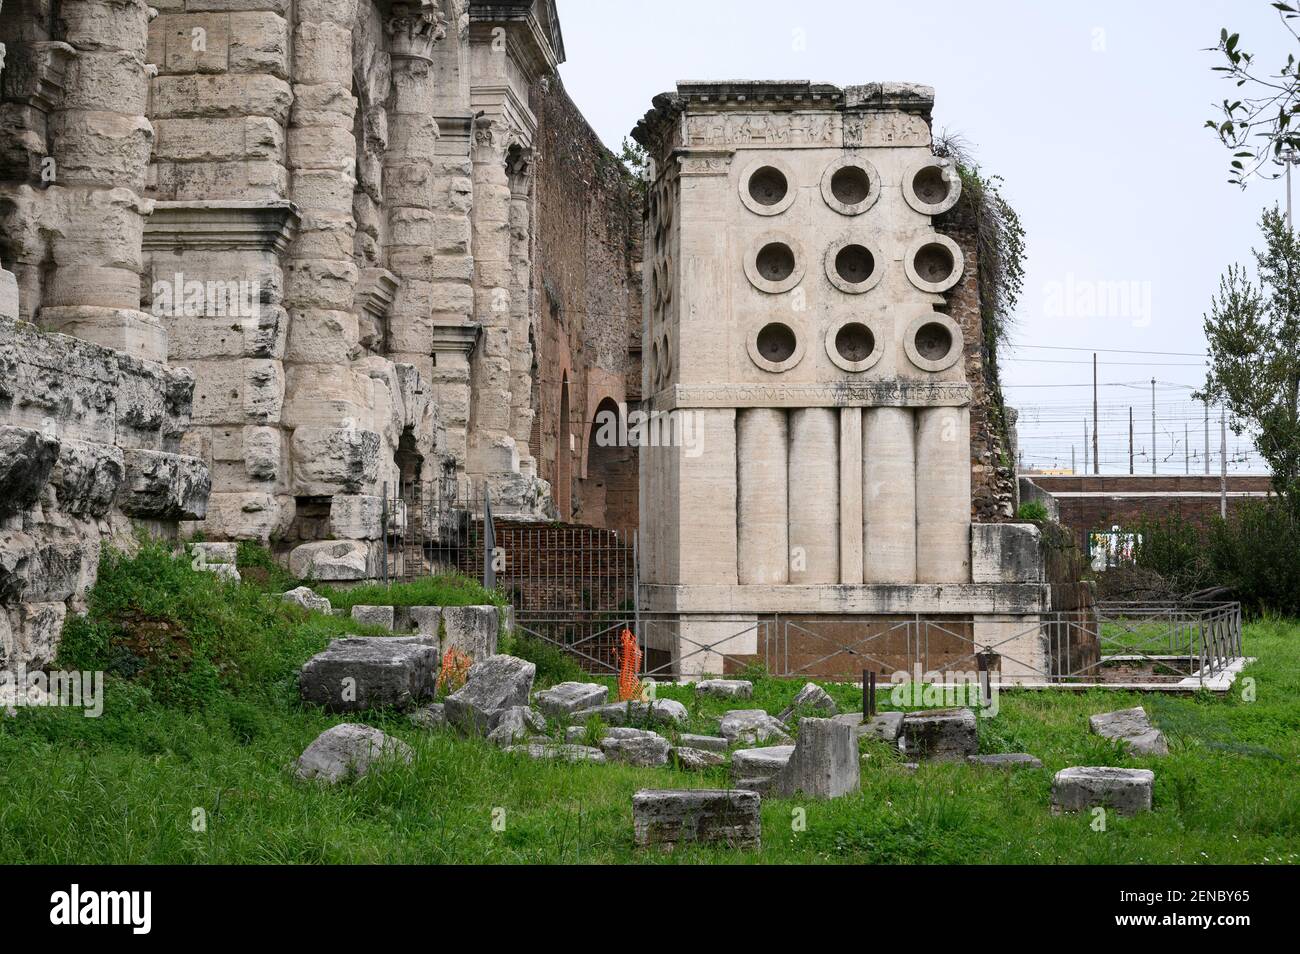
[748,166,789,206]
[913,242,955,284]
[831,165,872,206]
[834,244,875,285]
[756,242,796,282]
[835,322,875,363]
[912,165,951,206]
[914,321,954,362]
[756,322,797,363]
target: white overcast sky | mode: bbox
[553,0,1293,473]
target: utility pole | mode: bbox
[1128,406,1134,474]
[1150,377,1157,475]
[1204,398,1210,474]
[1083,419,1089,473]
[1071,445,1076,475]
[1092,353,1099,474]
[1285,146,1299,230]
[1185,422,1189,474]
[1220,406,1228,518]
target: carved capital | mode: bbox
[386,0,448,62]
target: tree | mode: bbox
[1199,206,1300,505]
[1205,7,1300,186]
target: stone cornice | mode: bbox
[644,381,972,412]
[353,268,400,323]
[143,200,300,254]
[431,321,481,356]
[468,0,564,72]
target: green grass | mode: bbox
[0,544,1296,864]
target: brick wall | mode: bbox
[531,75,643,529]
[1028,474,1273,548]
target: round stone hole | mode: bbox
[912,165,952,206]
[756,322,797,363]
[834,244,875,285]
[913,242,955,285]
[748,166,789,207]
[834,322,875,363]
[756,242,796,283]
[913,320,954,363]
[831,165,872,206]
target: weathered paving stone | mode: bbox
[832,710,904,742]
[678,733,730,753]
[533,681,608,718]
[600,731,671,767]
[294,723,413,784]
[350,604,395,630]
[769,717,860,799]
[570,699,688,727]
[505,742,606,764]
[1088,706,1169,756]
[486,705,548,747]
[730,744,795,789]
[696,679,753,699]
[968,753,1043,769]
[673,746,726,771]
[444,654,536,735]
[299,635,438,712]
[632,789,761,849]
[719,709,792,745]
[408,702,446,729]
[1051,766,1155,815]
[899,707,978,761]
[777,682,838,723]
[282,585,332,613]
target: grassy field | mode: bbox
[0,543,1296,864]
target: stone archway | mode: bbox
[584,396,631,529]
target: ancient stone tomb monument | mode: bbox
[632,82,1046,678]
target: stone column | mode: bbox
[0,26,15,321]
[465,115,518,479]
[863,407,917,583]
[838,407,864,583]
[507,147,537,476]
[281,0,374,501]
[788,407,839,584]
[383,1,445,383]
[916,406,972,583]
[736,407,788,585]
[40,0,162,362]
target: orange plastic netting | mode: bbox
[616,628,642,702]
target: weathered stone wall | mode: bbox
[0,316,209,669]
[532,73,642,527]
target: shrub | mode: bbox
[1016,501,1049,523]
[1132,513,1211,593]
[1206,498,1300,616]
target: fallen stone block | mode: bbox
[777,682,838,723]
[678,733,730,753]
[444,654,536,735]
[299,635,438,712]
[673,746,727,771]
[294,723,413,784]
[190,541,237,565]
[720,708,792,745]
[832,710,904,743]
[731,744,795,790]
[282,585,332,613]
[504,742,606,764]
[1088,706,1169,756]
[534,681,609,718]
[1051,766,1154,815]
[968,753,1043,769]
[440,604,498,661]
[769,717,860,799]
[487,705,548,746]
[404,605,440,636]
[632,789,761,849]
[350,604,395,630]
[289,539,371,581]
[201,562,241,583]
[899,707,978,762]
[696,679,753,699]
[570,699,688,727]
[600,730,671,767]
[408,702,446,729]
